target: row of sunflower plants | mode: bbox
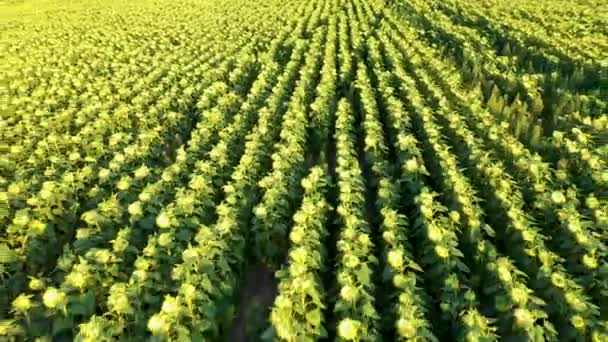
[2,28,219,167]
[437,0,603,88]
[1,41,253,286]
[396,29,608,307]
[8,67,255,339]
[331,98,380,341]
[350,0,372,42]
[399,47,605,340]
[287,0,319,45]
[380,34,498,341]
[385,32,558,339]
[546,130,607,195]
[3,110,189,317]
[75,33,299,339]
[139,17,324,339]
[556,112,608,138]
[302,0,331,37]
[268,166,332,340]
[383,21,606,339]
[337,10,354,89]
[439,99,606,341]
[344,0,363,55]
[4,37,230,210]
[354,0,383,27]
[405,26,606,205]
[308,14,338,163]
[413,187,498,342]
[396,0,605,133]
[444,0,604,68]
[584,194,608,241]
[335,7,393,329]
[360,40,439,341]
[266,12,340,338]
[2,0,285,232]
[251,27,326,268]
[1,51,249,310]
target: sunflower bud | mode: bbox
[158,233,174,247]
[161,295,181,316]
[340,285,359,303]
[570,314,586,330]
[405,158,419,173]
[382,231,396,243]
[29,277,45,291]
[551,191,566,205]
[290,229,305,244]
[147,313,170,336]
[396,318,416,338]
[134,165,151,179]
[388,250,404,269]
[42,287,67,310]
[435,245,449,259]
[98,168,111,182]
[513,308,534,329]
[156,212,171,229]
[254,206,267,219]
[497,264,512,284]
[449,211,461,223]
[29,220,47,236]
[551,273,566,288]
[393,274,408,289]
[338,319,360,340]
[344,255,360,268]
[117,176,131,191]
[427,225,442,242]
[128,201,143,218]
[12,294,33,313]
[510,286,528,306]
[582,253,598,269]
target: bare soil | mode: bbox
[227,262,278,342]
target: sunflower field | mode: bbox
[1,0,607,341]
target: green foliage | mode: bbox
[2,0,605,341]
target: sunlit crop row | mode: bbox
[2,0,606,340]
